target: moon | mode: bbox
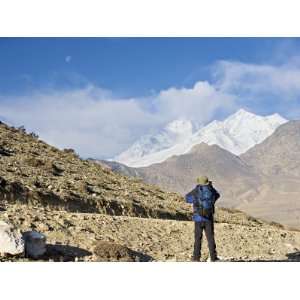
[65,56,72,63]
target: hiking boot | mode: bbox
[207,256,222,262]
[191,256,200,262]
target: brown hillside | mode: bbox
[137,143,262,207]
[241,120,300,177]
[0,121,189,220]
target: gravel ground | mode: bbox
[1,204,300,262]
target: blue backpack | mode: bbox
[194,185,215,217]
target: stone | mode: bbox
[0,146,14,157]
[0,221,24,255]
[52,161,65,176]
[23,231,47,259]
[86,184,102,194]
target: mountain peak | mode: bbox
[230,109,286,122]
[234,108,253,115]
[113,109,288,167]
[113,118,197,166]
[189,142,226,154]
[226,108,257,121]
[268,112,287,123]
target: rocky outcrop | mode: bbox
[0,221,24,255]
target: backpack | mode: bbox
[194,185,215,217]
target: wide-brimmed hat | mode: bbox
[196,175,209,185]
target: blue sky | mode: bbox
[1,38,300,158]
[1,37,296,96]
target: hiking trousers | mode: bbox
[193,220,217,261]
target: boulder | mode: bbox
[23,231,47,259]
[93,241,153,262]
[0,146,14,157]
[0,221,24,255]
[52,161,65,176]
[86,184,102,194]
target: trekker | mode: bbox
[185,176,220,262]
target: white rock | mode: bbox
[23,231,47,259]
[0,221,24,255]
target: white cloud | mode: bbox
[156,81,236,124]
[210,59,300,119]
[213,59,300,101]
[0,81,236,158]
[2,58,300,159]
[0,85,160,158]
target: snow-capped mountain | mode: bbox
[114,119,198,166]
[113,109,288,167]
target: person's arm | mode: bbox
[209,184,220,202]
[185,187,197,204]
[213,187,220,202]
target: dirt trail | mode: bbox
[1,204,300,262]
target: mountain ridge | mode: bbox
[113,118,198,166]
[136,142,263,206]
[103,120,300,229]
[113,109,287,167]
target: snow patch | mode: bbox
[113,109,288,167]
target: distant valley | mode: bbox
[103,111,300,229]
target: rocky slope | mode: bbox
[237,121,300,228]
[241,120,300,177]
[0,121,188,221]
[92,159,142,178]
[1,203,300,262]
[1,121,300,262]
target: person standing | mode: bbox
[185,176,220,262]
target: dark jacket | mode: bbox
[185,182,220,222]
